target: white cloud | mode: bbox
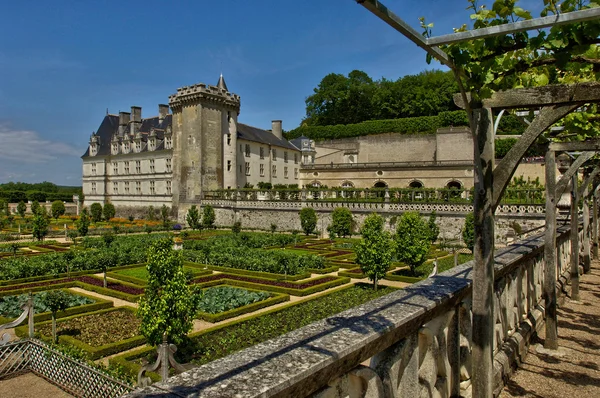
[0,124,82,163]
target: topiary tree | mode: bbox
[395,211,431,275]
[202,205,215,229]
[232,221,242,234]
[270,223,277,234]
[355,213,394,291]
[51,200,66,219]
[329,207,353,238]
[462,212,475,253]
[299,207,317,236]
[147,206,156,221]
[41,290,70,343]
[17,201,26,218]
[161,205,170,230]
[137,238,197,346]
[103,203,116,221]
[30,200,41,216]
[97,251,116,288]
[32,207,49,241]
[90,203,103,223]
[427,210,440,243]
[76,208,90,237]
[186,205,201,230]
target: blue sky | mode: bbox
[0,0,540,185]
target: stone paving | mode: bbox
[0,372,73,397]
[500,260,600,398]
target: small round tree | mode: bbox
[51,200,66,219]
[161,205,170,230]
[329,207,353,238]
[76,208,91,237]
[41,290,70,343]
[32,207,50,241]
[186,205,201,230]
[202,205,216,229]
[462,212,475,253]
[355,213,394,291]
[395,211,431,276]
[30,200,41,216]
[137,238,196,345]
[90,203,103,223]
[17,201,27,218]
[299,207,317,236]
[103,203,116,221]
[428,210,440,243]
[232,221,242,234]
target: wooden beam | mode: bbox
[550,139,600,152]
[570,175,580,301]
[493,104,579,210]
[427,8,600,46]
[356,0,454,68]
[578,166,600,198]
[454,82,600,110]
[544,150,558,350]
[556,152,595,198]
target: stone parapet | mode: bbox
[169,82,241,112]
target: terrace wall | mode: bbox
[129,223,577,398]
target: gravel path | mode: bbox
[500,260,600,398]
[0,372,73,397]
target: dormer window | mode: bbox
[149,139,155,150]
[111,143,119,155]
[90,143,98,156]
[165,136,172,149]
[135,141,141,152]
[123,141,130,154]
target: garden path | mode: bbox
[68,287,136,308]
[0,371,73,397]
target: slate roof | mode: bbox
[289,135,312,151]
[237,123,298,151]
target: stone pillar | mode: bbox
[543,149,558,349]
[471,107,495,398]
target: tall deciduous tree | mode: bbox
[355,213,394,291]
[137,238,196,345]
[329,207,353,238]
[16,201,26,218]
[299,207,317,236]
[186,205,201,230]
[30,200,41,216]
[395,212,431,275]
[51,200,66,219]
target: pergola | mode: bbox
[355,1,600,397]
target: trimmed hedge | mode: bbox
[337,268,366,279]
[307,265,340,274]
[383,273,424,283]
[195,288,289,323]
[0,289,113,324]
[205,265,310,281]
[105,272,148,286]
[17,307,145,360]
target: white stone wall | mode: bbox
[236,139,300,187]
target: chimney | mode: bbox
[158,104,169,122]
[271,120,282,140]
[130,106,142,135]
[118,112,130,136]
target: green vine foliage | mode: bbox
[423,0,600,138]
[137,238,196,346]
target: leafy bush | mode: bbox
[103,203,116,221]
[232,221,242,234]
[299,207,317,236]
[395,212,431,275]
[329,208,353,238]
[51,201,66,219]
[202,205,216,229]
[462,213,475,253]
[186,205,201,230]
[90,203,103,223]
[195,286,270,314]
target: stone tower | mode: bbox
[169,75,241,210]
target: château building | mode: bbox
[82,75,301,211]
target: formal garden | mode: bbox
[0,204,474,386]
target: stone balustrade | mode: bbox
[128,225,576,398]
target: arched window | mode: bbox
[409,180,423,189]
[446,180,462,190]
[445,180,463,200]
[374,181,388,188]
[340,181,354,198]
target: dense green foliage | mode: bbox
[494,138,545,158]
[186,205,201,230]
[103,203,116,221]
[51,201,66,219]
[90,203,103,223]
[30,201,41,216]
[138,239,196,345]
[195,286,270,314]
[0,181,81,204]
[41,289,71,343]
[76,208,91,237]
[299,207,317,236]
[202,205,216,229]
[31,208,50,241]
[16,201,26,218]
[462,213,475,253]
[176,284,394,366]
[428,211,440,243]
[232,221,242,234]
[329,208,353,238]
[160,205,170,228]
[355,213,394,290]
[0,290,93,318]
[395,212,431,274]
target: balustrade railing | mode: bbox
[129,224,577,398]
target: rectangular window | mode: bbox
[272,149,277,161]
[227,134,231,145]
[272,165,277,177]
[124,161,130,174]
[150,180,155,194]
[227,160,232,171]
[136,181,141,194]
[284,151,288,163]
[260,147,264,159]
[124,181,130,194]
[135,160,141,174]
[284,166,288,179]
[113,182,118,194]
[166,158,172,172]
[245,144,250,157]
[113,162,118,175]
[150,159,155,173]
[294,153,298,164]
[112,143,118,154]
[91,163,96,175]
[91,182,97,194]
[136,141,141,152]
[166,180,172,195]
[165,136,172,149]
[294,168,298,178]
[260,164,264,177]
[245,162,250,176]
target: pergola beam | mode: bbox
[550,139,600,152]
[426,8,600,46]
[556,152,595,198]
[578,166,600,198]
[356,0,454,68]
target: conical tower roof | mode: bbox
[217,73,228,91]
